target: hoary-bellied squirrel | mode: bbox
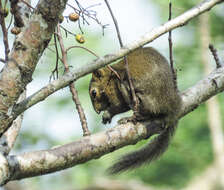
[89,47,182,173]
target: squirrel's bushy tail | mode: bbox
[107,125,176,174]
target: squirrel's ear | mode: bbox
[93,68,105,78]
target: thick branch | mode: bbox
[180,67,224,117]
[0,0,223,184]
[0,66,223,185]
[0,91,26,156]
[0,0,68,137]
[0,0,31,156]
[11,0,224,122]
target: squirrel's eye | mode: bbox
[91,90,97,99]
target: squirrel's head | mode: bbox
[89,68,110,114]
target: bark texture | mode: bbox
[11,0,224,121]
[0,65,223,185]
[0,0,67,136]
[0,0,223,186]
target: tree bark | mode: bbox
[0,0,223,186]
[0,0,68,136]
[0,65,223,185]
[10,0,224,123]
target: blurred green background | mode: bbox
[1,0,224,189]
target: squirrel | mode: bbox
[89,47,182,173]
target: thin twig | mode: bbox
[168,1,177,90]
[69,84,90,136]
[56,25,90,136]
[47,47,63,62]
[104,0,123,47]
[67,2,108,35]
[77,19,84,34]
[107,65,121,80]
[209,44,222,68]
[85,3,101,10]
[66,46,120,79]
[66,45,99,57]
[50,34,59,81]
[0,58,6,64]
[6,14,13,31]
[0,1,10,60]
[60,25,76,36]
[104,0,138,113]
[19,0,35,10]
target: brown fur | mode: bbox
[89,47,182,173]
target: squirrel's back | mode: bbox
[113,47,181,120]
[107,47,182,174]
[89,47,182,173]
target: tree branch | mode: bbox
[11,0,224,123]
[0,65,223,185]
[180,67,224,117]
[209,44,222,68]
[104,0,139,114]
[56,25,90,136]
[0,91,26,156]
[0,0,68,137]
[0,0,30,156]
[0,0,223,184]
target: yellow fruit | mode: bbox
[11,27,21,35]
[69,13,79,22]
[75,34,85,44]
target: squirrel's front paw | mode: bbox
[102,111,112,124]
